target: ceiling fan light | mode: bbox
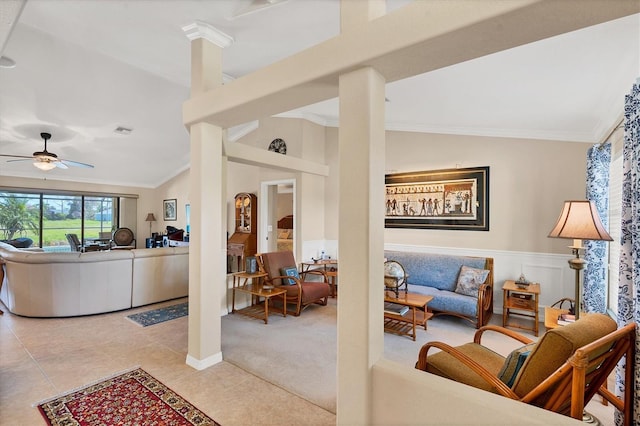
[33,160,56,171]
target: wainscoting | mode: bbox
[304,241,576,314]
[229,241,576,317]
[385,243,575,314]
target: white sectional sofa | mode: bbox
[131,246,189,307]
[0,242,188,317]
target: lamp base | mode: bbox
[568,249,586,321]
[582,411,602,425]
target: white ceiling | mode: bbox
[0,0,638,188]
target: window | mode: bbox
[0,191,124,252]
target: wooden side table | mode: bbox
[301,259,338,297]
[544,306,569,330]
[231,271,286,324]
[383,291,433,341]
[502,280,540,336]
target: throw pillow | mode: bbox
[454,265,490,297]
[280,266,300,285]
[497,343,536,387]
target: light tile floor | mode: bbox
[0,298,335,426]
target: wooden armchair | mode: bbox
[256,251,331,316]
[415,314,636,425]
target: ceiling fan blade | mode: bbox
[2,154,34,160]
[3,133,94,170]
[59,159,94,169]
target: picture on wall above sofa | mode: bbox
[385,166,489,231]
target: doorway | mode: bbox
[259,179,296,254]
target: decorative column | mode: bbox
[337,66,386,424]
[336,3,387,423]
[182,21,233,370]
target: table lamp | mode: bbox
[548,200,612,319]
[145,213,156,238]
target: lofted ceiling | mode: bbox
[0,0,638,188]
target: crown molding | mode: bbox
[274,111,328,127]
[315,116,596,143]
[182,21,234,48]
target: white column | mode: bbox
[186,122,225,369]
[337,66,386,424]
[183,24,233,370]
[340,0,385,30]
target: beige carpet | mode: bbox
[222,300,337,412]
[221,299,614,424]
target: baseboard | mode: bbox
[186,352,223,370]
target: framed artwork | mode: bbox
[163,199,177,221]
[385,166,489,231]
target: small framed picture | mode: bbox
[163,199,177,221]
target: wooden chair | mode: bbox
[256,251,331,316]
[65,233,82,252]
[415,314,636,425]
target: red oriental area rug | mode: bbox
[37,368,220,426]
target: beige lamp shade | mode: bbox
[145,213,156,222]
[548,200,612,242]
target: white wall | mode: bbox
[325,127,589,254]
[164,119,589,313]
[323,127,590,312]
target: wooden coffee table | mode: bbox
[384,291,433,341]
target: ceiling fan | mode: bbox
[1,132,94,171]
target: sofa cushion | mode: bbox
[384,251,487,291]
[280,266,299,285]
[498,342,536,387]
[408,284,478,318]
[424,342,505,393]
[454,265,490,297]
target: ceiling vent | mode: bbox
[114,126,133,135]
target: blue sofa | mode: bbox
[384,250,494,328]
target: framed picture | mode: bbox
[163,199,177,221]
[385,166,489,231]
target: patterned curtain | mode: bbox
[584,143,611,313]
[615,81,639,426]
